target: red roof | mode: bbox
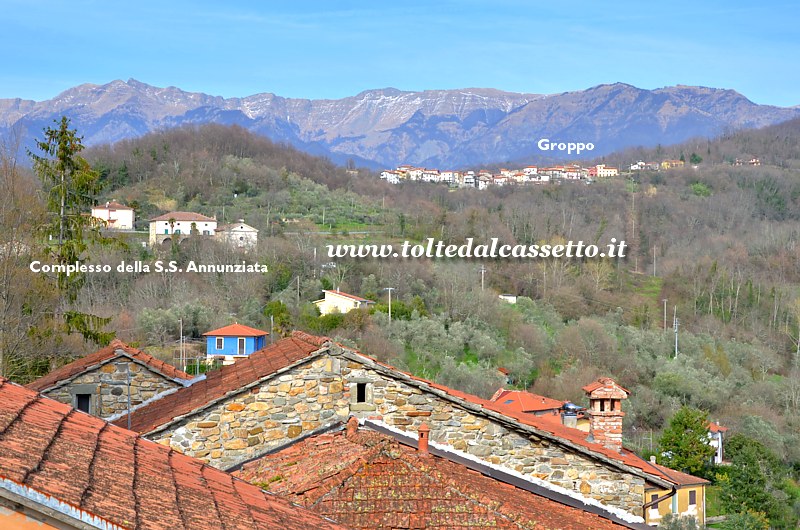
[582,377,631,395]
[648,462,710,487]
[150,211,216,222]
[323,290,373,303]
[235,422,629,529]
[26,339,191,392]
[490,388,564,413]
[202,323,269,337]
[115,332,325,433]
[708,421,728,433]
[116,331,686,488]
[0,378,346,530]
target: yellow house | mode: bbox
[661,159,685,170]
[313,289,374,315]
[643,460,709,526]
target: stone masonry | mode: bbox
[147,350,650,515]
[44,359,182,418]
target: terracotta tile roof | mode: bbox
[149,211,216,222]
[26,339,192,392]
[0,378,346,530]
[323,290,373,303]
[235,423,630,529]
[114,331,683,488]
[116,333,324,433]
[582,377,630,395]
[202,323,269,337]
[490,388,565,412]
[647,463,710,487]
[708,421,728,433]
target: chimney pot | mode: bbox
[345,416,359,439]
[650,455,657,464]
[418,423,430,455]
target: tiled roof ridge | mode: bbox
[329,343,674,488]
[364,419,646,526]
[26,339,192,392]
[290,330,331,346]
[648,462,710,486]
[323,290,372,302]
[202,322,269,337]
[118,336,326,433]
[0,378,347,530]
[149,211,216,222]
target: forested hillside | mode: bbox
[3,122,800,525]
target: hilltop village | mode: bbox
[380,157,762,188]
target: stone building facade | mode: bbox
[27,340,192,419]
[135,339,667,516]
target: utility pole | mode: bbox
[383,287,395,323]
[662,299,668,331]
[673,305,679,358]
[479,265,486,292]
[653,245,657,277]
[297,276,301,307]
[179,318,184,373]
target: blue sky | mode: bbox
[2,0,798,106]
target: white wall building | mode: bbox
[91,201,135,230]
[216,220,259,250]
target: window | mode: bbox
[599,400,605,412]
[689,490,697,506]
[238,337,246,355]
[174,229,181,234]
[650,493,660,509]
[356,382,367,403]
[164,228,168,234]
[75,394,91,413]
[216,337,224,350]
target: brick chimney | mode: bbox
[582,377,630,452]
[345,415,359,439]
[417,423,430,456]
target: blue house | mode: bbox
[202,323,269,363]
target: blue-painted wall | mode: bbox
[206,334,267,357]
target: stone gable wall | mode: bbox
[43,359,181,418]
[148,352,646,515]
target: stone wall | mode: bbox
[147,351,648,515]
[151,356,350,470]
[44,359,181,418]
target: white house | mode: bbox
[313,290,374,315]
[708,421,728,465]
[595,164,619,177]
[149,211,217,246]
[216,220,259,250]
[380,170,402,184]
[91,201,135,230]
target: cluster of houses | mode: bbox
[90,201,259,250]
[380,164,621,189]
[383,155,764,189]
[0,297,732,528]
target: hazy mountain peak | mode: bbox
[2,80,798,167]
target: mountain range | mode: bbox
[2,79,798,168]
